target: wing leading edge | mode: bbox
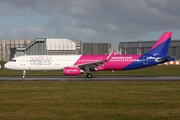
[74,50,114,70]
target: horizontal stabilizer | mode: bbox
[156,56,175,63]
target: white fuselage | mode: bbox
[5,55,81,70]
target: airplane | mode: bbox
[4,31,175,78]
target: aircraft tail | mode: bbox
[145,31,172,57]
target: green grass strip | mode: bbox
[0,81,180,119]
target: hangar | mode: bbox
[119,40,180,60]
[0,38,111,62]
[13,38,111,58]
[82,43,111,54]
[0,39,33,62]
[11,38,81,60]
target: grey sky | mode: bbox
[0,0,180,42]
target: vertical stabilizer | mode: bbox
[145,31,172,56]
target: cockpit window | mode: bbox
[11,59,16,62]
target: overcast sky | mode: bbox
[0,0,180,42]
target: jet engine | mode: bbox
[63,67,84,76]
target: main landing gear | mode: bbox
[86,73,92,78]
[23,70,26,78]
[85,66,93,78]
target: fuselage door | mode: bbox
[21,56,26,66]
[143,56,148,65]
[55,58,60,65]
[98,57,102,61]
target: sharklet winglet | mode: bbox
[105,50,114,61]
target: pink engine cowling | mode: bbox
[63,67,84,76]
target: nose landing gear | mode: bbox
[23,70,26,78]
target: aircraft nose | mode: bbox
[4,63,10,69]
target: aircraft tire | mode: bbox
[87,73,92,78]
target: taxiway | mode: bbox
[0,76,180,81]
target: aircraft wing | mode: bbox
[76,50,114,70]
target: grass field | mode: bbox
[0,81,180,120]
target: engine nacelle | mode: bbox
[63,67,84,76]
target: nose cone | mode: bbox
[4,63,10,69]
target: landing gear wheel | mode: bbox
[86,73,92,78]
[23,70,26,78]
